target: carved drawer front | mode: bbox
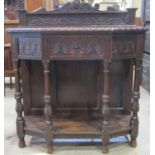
[48,35,105,59]
[112,35,136,59]
[18,36,42,59]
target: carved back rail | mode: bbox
[15,1,137,26]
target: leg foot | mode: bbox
[102,145,109,154]
[47,143,53,154]
[102,129,109,154]
[18,138,25,148]
[130,138,137,148]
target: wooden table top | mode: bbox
[7,25,147,33]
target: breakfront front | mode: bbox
[8,0,146,154]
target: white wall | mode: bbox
[132,0,141,17]
[94,0,141,17]
[58,0,142,17]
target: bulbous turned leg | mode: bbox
[14,60,26,149]
[130,60,141,149]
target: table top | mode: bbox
[7,25,147,33]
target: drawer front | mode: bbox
[48,35,105,59]
[112,35,136,59]
[18,36,42,59]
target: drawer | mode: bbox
[112,35,136,59]
[18,35,42,59]
[47,35,105,59]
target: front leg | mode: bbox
[13,60,26,148]
[130,60,141,147]
[43,60,53,154]
[101,61,111,153]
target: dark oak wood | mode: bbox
[102,61,111,153]
[24,114,131,138]
[7,1,146,154]
[130,60,141,147]
[43,60,54,153]
[13,59,26,148]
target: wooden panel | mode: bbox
[55,61,99,110]
[22,61,44,115]
[26,13,127,26]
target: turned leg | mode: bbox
[43,60,53,154]
[101,61,111,154]
[13,60,25,148]
[130,60,141,147]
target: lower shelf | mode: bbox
[24,114,131,139]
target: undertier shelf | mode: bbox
[24,115,131,138]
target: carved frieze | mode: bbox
[48,35,104,58]
[27,14,126,26]
[18,37,42,59]
[112,36,136,57]
[53,41,101,54]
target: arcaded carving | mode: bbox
[48,35,104,56]
[27,14,126,26]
